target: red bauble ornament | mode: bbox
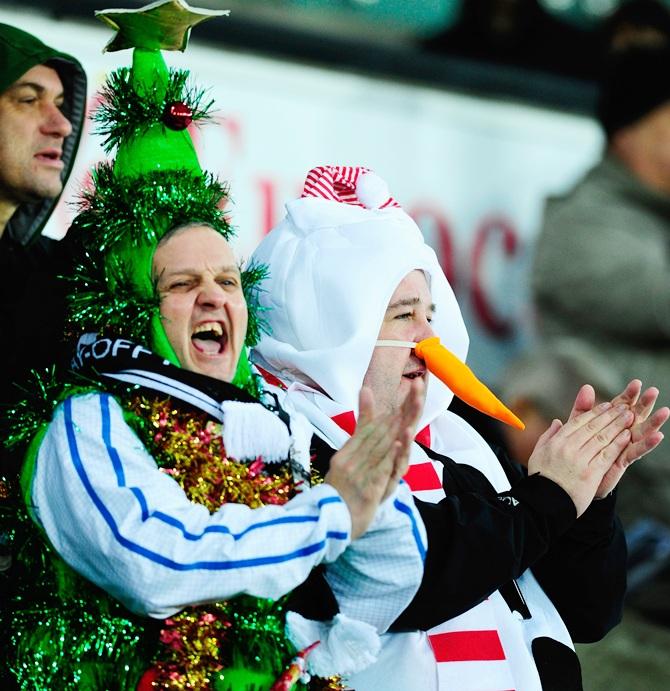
[136,667,159,690]
[163,101,193,130]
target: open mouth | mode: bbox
[191,321,227,355]
[35,150,63,168]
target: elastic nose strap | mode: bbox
[375,340,417,349]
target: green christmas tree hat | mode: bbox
[68,0,266,393]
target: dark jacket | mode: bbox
[394,444,626,643]
[296,436,626,691]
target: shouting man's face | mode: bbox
[154,225,248,383]
[362,270,435,413]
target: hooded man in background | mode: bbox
[0,22,86,594]
[0,22,86,422]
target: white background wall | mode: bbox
[1,6,604,380]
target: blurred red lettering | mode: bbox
[257,178,277,236]
[409,205,456,289]
[471,216,518,338]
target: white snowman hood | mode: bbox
[251,165,469,428]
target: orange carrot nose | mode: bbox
[414,336,525,430]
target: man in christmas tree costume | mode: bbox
[250,164,669,690]
[1,3,427,689]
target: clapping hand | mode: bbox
[527,400,635,516]
[565,380,669,498]
[324,378,425,539]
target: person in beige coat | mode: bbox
[532,42,670,690]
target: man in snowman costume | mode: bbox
[251,164,668,690]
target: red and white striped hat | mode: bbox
[301,165,400,210]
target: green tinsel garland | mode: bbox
[1,489,156,691]
[63,163,268,344]
[3,368,101,452]
[226,595,306,688]
[94,67,215,154]
[64,254,267,352]
[10,601,152,691]
[72,163,233,252]
[1,375,306,691]
[65,251,161,346]
[241,261,270,348]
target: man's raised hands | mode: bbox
[566,380,669,498]
[528,401,634,517]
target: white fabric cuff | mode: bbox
[285,611,381,678]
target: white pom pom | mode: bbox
[221,401,290,461]
[356,172,390,209]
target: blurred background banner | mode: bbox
[6,4,670,689]
[0,1,609,380]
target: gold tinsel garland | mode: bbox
[128,395,297,512]
[125,395,344,691]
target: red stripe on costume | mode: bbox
[338,192,363,207]
[300,165,400,209]
[330,414,432,449]
[403,462,442,491]
[429,630,506,662]
[255,366,288,391]
[331,411,357,436]
[415,424,431,447]
[380,196,401,209]
[304,179,338,202]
